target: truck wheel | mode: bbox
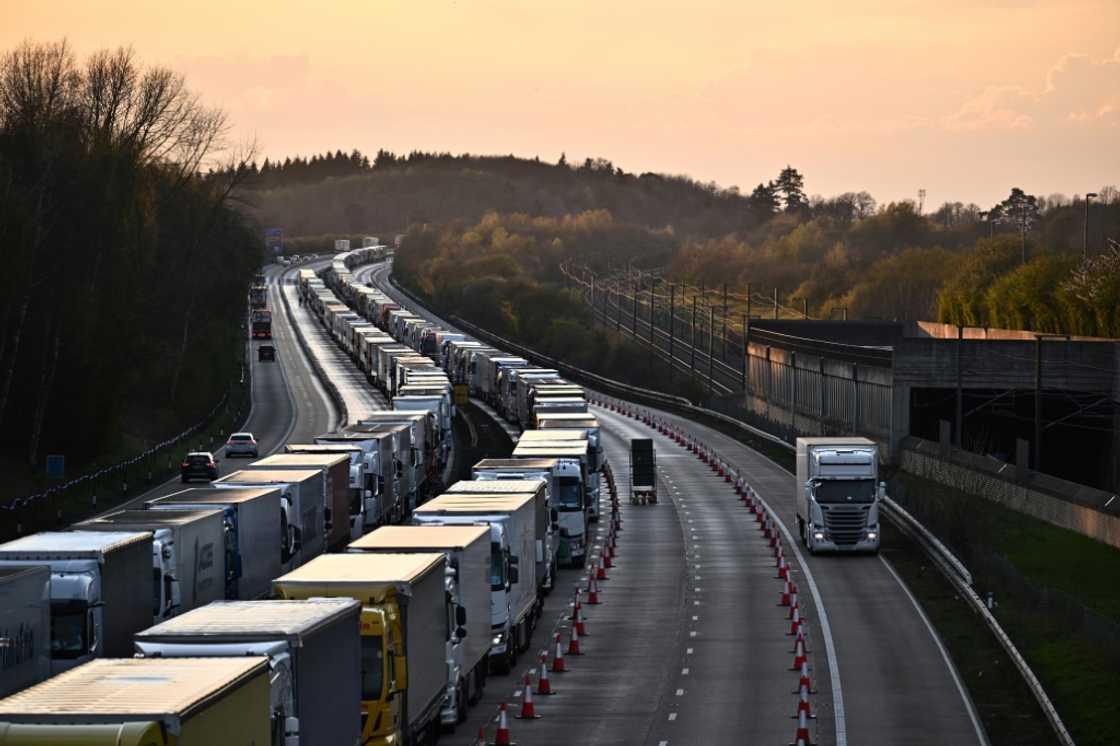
[457,684,468,723]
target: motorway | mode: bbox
[365,260,989,746]
[118,261,339,510]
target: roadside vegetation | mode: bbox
[0,41,261,499]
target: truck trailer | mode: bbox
[0,566,50,698]
[0,657,271,746]
[135,598,362,746]
[213,469,326,569]
[146,487,282,601]
[0,531,152,673]
[348,525,490,727]
[273,553,449,746]
[74,508,226,623]
[244,453,351,551]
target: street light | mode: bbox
[1084,192,1098,258]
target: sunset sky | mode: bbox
[4,1,1117,206]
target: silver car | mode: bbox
[225,432,259,458]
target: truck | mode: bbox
[251,308,272,339]
[244,453,352,551]
[443,480,555,594]
[249,284,268,309]
[510,440,590,565]
[412,494,537,673]
[146,487,282,601]
[74,509,226,623]
[0,657,271,745]
[515,432,604,519]
[135,598,362,746]
[355,415,428,510]
[213,469,326,570]
[795,437,883,554]
[314,428,402,529]
[629,438,657,505]
[285,442,372,539]
[273,553,449,746]
[348,526,489,726]
[0,531,152,673]
[334,239,351,251]
[0,566,50,698]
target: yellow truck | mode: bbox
[0,657,270,746]
[273,552,448,746]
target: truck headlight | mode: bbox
[491,633,504,646]
[866,531,878,540]
[813,531,825,541]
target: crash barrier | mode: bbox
[592,393,1075,746]
[3,385,237,518]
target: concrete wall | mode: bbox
[900,437,1120,549]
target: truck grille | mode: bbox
[823,505,869,546]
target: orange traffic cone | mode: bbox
[573,599,586,636]
[595,557,608,580]
[551,632,567,672]
[602,545,613,569]
[586,574,601,604]
[476,725,487,746]
[794,681,815,719]
[788,606,803,636]
[791,635,808,670]
[536,653,555,695]
[516,673,540,719]
[567,623,582,656]
[790,708,812,746]
[795,660,814,694]
[493,703,514,745]
[779,578,792,607]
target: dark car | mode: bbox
[180,452,219,483]
[259,345,276,362]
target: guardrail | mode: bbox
[394,279,1076,746]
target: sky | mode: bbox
[3,0,1118,206]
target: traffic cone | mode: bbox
[794,681,815,719]
[493,703,514,745]
[573,598,586,636]
[536,654,555,694]
[516,674,540,719]
[551,633,567,672]
[779,578,792,606]
[788,606,803,636]
[587,574,601,604]
[476,725,487,746]
[602,545,613,569]
[777,556,789,580]
[788,589,799,616]
[795,660,815,694]
[595,557,608,580]
[790,708,812,746]
[567,623,582,656]
[791,635,808,670]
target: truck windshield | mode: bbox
[360,635,385,700]
[490,543,507,591]
[813,479,877,503]
[556,476,582,510]
[50,601,88,659]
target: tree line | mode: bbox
[0,41,262,475]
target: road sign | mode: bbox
[264,227,284,254]
[46,455,65,480]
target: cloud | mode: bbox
[941,47,1120,132]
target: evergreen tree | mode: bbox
[776,165,806,212]
[748,181,780,215]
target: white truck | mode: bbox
[147,487,283,601]
[357,414,429,510]
[75,509,226,623]
[412,494,538,673]
[213,469,326,569]
[244,453,352,551]
[0,531,152,673]
[313,429,402,530]
[285,442,371,540]
[443,479,555,594]
[795,437,884,554]
[135,598,362,746]
[511,439,591,564]
[0,566,50,698]
[348,525,490,727]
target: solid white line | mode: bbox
[879,556,990,746]
[759,502,848,746]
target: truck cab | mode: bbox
[796,437,883,554]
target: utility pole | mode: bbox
[741,312,748,388]
[648,278,659,362]
[615,278,621,333]
[632,274,639,336]
[707,307,715,394]
[803,297,808,319]
[720,283,728,361]
[1084,192,1098,258]
[669,284,676,380]
[1034,335,1042,470]
[773,287,780,320]
[690,294,697,372]
[590,275,595,326]
[955,325,963,447]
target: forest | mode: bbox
[0,41,261,477]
